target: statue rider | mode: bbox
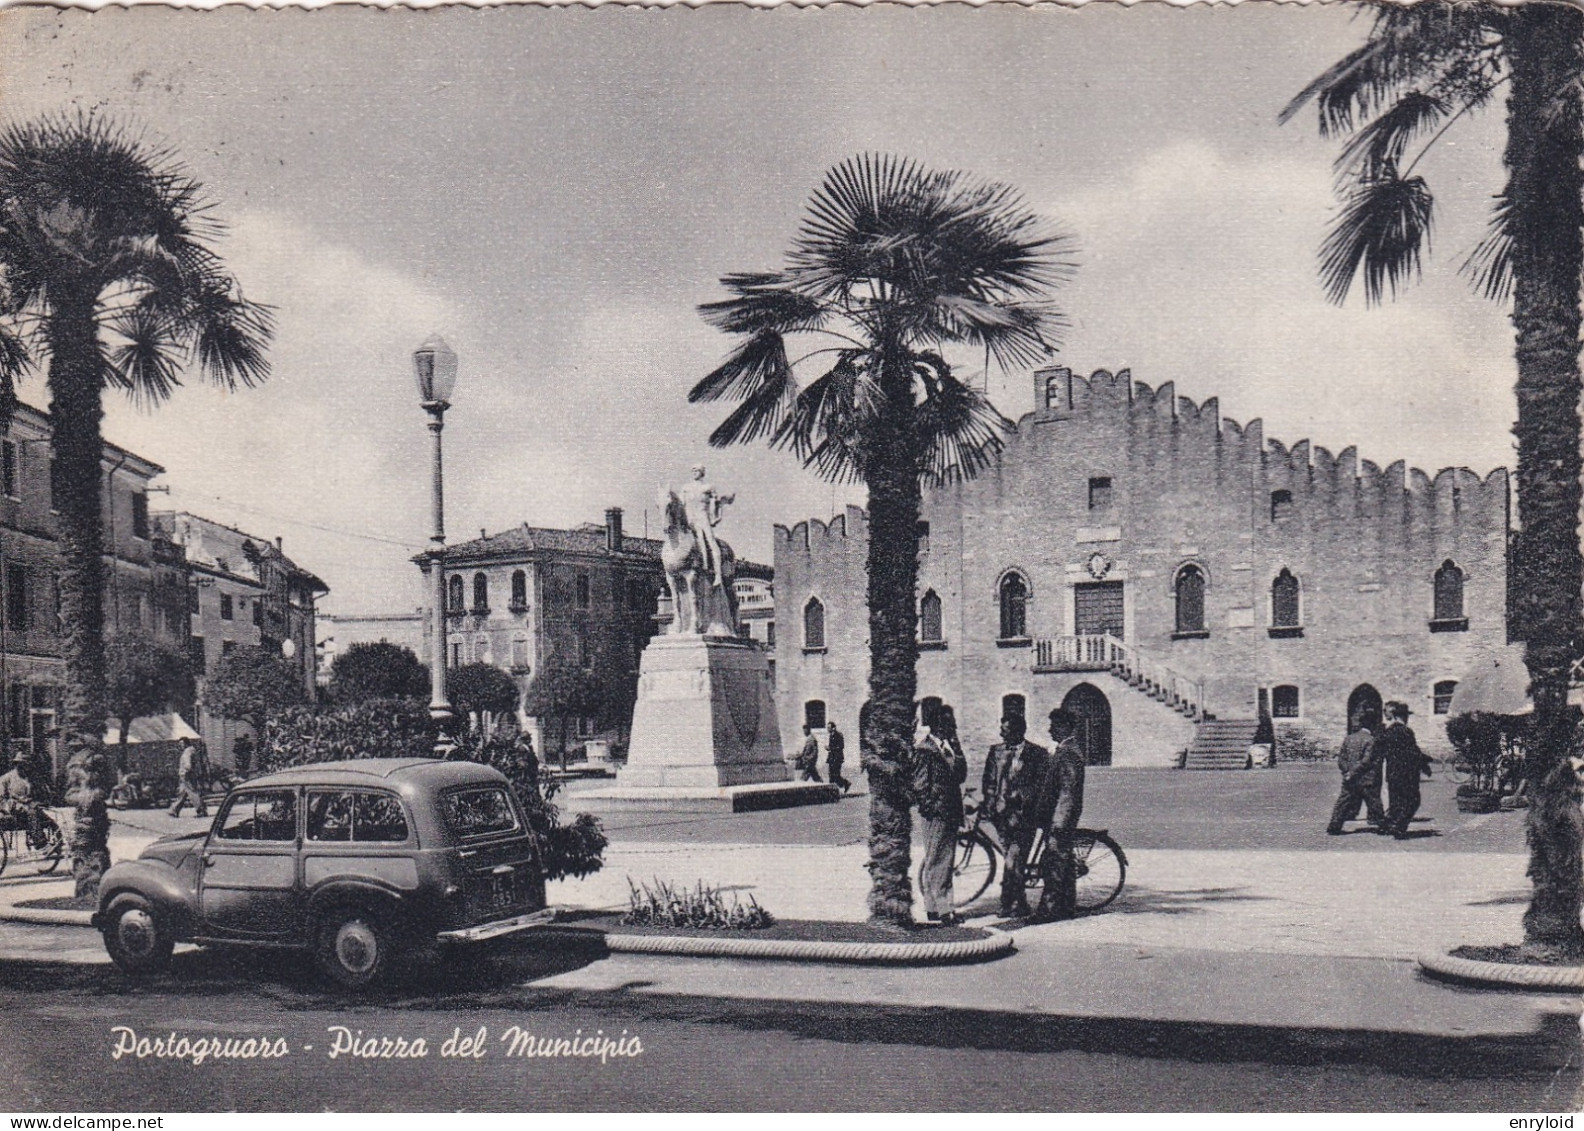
[679,465,733,590]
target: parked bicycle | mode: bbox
[0,803,66,877]
[925,792,1128,915]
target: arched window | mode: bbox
[510,570,527,610]
[804,700,826,730]
[447,574,464,613]
[920,589,943,644]
[1270,489,1293,522]
[1433,679,1458,715]
[1045,369,1067,410]
[1272,684,1300,718]
[998,573,1028,640]
[1433,560,1465,624]
[472,572,489,613]
[1271,568,1300,630]
[803,597,825,651]
[1174,565,1206,635]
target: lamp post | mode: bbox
[414,335,459,755]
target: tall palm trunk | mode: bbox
[864,338,923,925]
[46,296,113,897]
[1506,5,1584,957]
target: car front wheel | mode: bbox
[103,898,173,974]
[316,908,391,989]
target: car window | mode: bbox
[306,790,410,844]
[440,785,521,840]
[216,790,298,842]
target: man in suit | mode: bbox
[1376,700,1430,839]
[1328,706,1387,834]
[981,710,1051,918]
[1037,708,1088,922]
[913,701,967,924]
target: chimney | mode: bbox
[275,536,282,551]
[605,507,624,553]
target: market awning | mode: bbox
[104,713,201,744]
[1448,645,1533,718]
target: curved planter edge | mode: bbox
[1418,950,1584,992]
[603,926,1015,965]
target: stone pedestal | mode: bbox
[577,635,837,811]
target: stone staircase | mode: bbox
[1031,634,1205,720]
[1182,718,1259,770]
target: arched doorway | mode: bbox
[1062,683,1112,767]
[1346,683,1382,730]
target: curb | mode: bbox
[1,905,92,927]
[599,926,1015,965]
[1418,950,1584,991]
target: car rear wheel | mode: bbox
[316,908,390,989]
[103,898,174,974]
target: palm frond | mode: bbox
[912,351,1013,486]
[1319,169,1435,306]
[1460,194,1513,302]
[0,322,28,428]
[1335,90,1450,178]
[105,301,183,408]
[185,279,273,390]
[924,295,1063,370]
[778,353,877,485]
[688,328,793,405]
[697,273,824,335]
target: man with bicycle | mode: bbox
[981,708,1050,919]
[0,750,44,848]
[1038,708,1088,923]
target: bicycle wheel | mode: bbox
[951,831,997,910]
[1073,832,1126,915]
[1446,761,1472,785]
[32,817,63,875]
[0,829,9,878]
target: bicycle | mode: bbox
[0,804,66,877]
[932,796,1128,916]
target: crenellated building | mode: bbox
[774,366,1510,769]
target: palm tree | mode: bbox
[693,154,1074,924]
[0,114,271,895]
[1285,4,1584,956]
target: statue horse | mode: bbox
[660,490,737,637]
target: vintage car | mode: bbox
[93,758,549,988]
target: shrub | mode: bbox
[621,878,774,930]
[258,697,434,770]
[1274,724,1336,763]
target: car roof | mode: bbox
[241,758,507,791]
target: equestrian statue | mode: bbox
[659,465,738,637]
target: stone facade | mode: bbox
[774,367,1509,770]
[156,512,328,768]
[422,508,665,756]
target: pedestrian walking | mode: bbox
[1036,708,1087,923]
[825,721,851,794]
[796,725,822,782]
[1327,706,1387,834]
[980,707,1051,918]
[168,737,210,818]
[913,700,966,925]
[1377,701,1430,839]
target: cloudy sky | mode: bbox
[0,4,1511,616]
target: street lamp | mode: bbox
[414,334,459,755]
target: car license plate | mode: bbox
[489,875,516,910]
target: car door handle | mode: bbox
[203,855,216,867]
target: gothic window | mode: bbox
[472,572,489,614]
[447,574,464,613]
[1272,685,1300,718]
[920,589,943,644]
[1088,477,1113,511]
[1433,560,1466,629]
[803,597,826,651]
[510,570,528,611]
[1271,569,1300,630]
[1433,679,1457,715]
[1174,565,1206,635]
[1270,489,1293,522]
[998,573,1028,640]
